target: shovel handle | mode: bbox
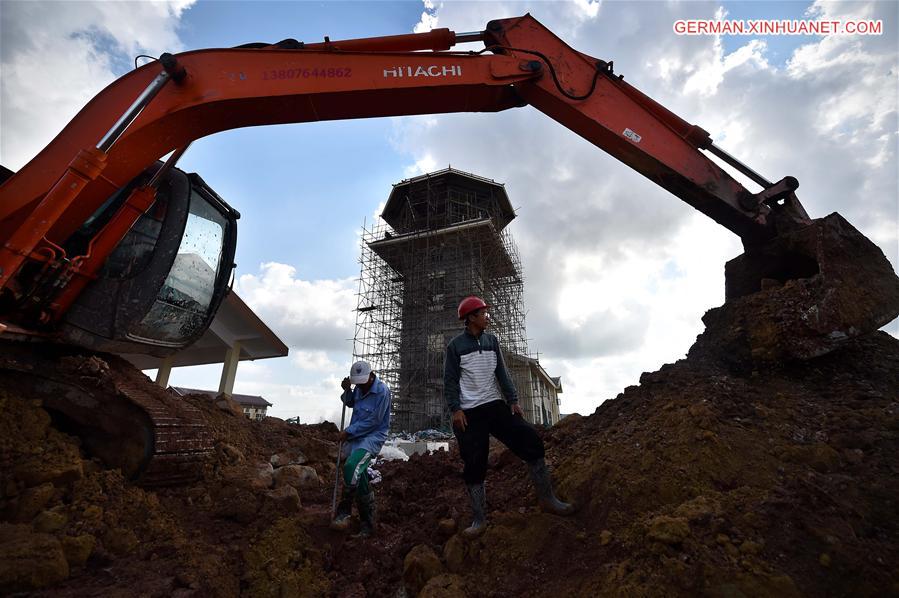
[330,403,348,518]
[330,441,342,518]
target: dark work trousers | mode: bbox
[454,399,544,485]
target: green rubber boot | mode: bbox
[330,485,356,531]
[353,490,376,538]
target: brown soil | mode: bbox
[1,325,897,597]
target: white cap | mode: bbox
[349,360,372,384]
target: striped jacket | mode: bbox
[444,330,518,412]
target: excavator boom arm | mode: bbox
[486,16,789,242]
[1,15,788,253]
[0,50,530,241]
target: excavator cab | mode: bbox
[0,163,235,485]
[58,164,239,357]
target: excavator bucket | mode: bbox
[699,213,899,363]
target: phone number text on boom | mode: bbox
[262,68,353,80]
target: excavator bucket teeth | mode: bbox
[698,213,899,363]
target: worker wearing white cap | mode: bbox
[330,360,391,537]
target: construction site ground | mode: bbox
[1,321,898,596]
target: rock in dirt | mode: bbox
[419,573,467,598]
[213,485,259,523]
[672,494,721,523]
[214,394,244,417]
[13,482,55,522]
[270,448,308,466]
[32,507,68,533]
[294,436,338,464]
[217,443,245,465]
[403,544,444,596]
[61,534,95,569]
[438,517,458,537]
[273,464,319,489]
[102,527,139,556]
[13,444,83,488]
[0,524,69,593]
[443,534,466,573]
[221,462,273,491]
[265,485,301,513]
[781,443,842,472]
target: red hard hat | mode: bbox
[458,296,489,320]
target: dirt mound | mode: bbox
[0,362,339,597]
[543,330,898,596]
[1,325,897,596]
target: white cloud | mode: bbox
[371,200,387,224]
[573,0,600,20]
[236,262,357,353]
[236,361,274,380]
[413,0,441,33]
[684,38,770,96]
[168,260,359,425]
[292,350,339,372]
[0,0,195,169]
[404,154,438,177]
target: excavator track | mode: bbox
[0,339,212,486]
[112,377,212,486]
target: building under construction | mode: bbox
[353,168,561,433]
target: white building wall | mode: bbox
[241,406,267,421]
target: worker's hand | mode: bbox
[452,409,467,432]
[341,377,351,392]
[510,403,523,417]
[337,430,348,442]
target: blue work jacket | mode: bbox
[340,375,391,457]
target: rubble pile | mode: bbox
[537,329,898,596]
[1,315,897,596]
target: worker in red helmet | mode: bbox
[444,295,574,539]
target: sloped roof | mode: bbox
[122,288,288,369]
[381,167,515,229]
[367,217,518,279]
[170,386,272,408]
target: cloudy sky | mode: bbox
[2,1,896,424]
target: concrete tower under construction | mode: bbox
[353,168,561,433]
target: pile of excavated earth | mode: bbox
[2,229,898,597]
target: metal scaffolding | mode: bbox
[353,168,532,433]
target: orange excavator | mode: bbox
[1,15,897,484]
